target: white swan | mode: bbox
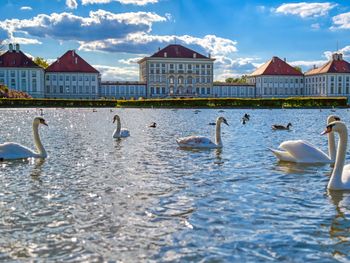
[176,117,229,148]
[322,121,350,190]
[112,114,130,138]
[0,117,48,160]
[270,115,340,163]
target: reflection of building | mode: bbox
[100,81,146,99]
[0,44,44,98]
[247,56,304,97]
[305,53,350,97]
[45,50,100,99]
[138,44,215,98]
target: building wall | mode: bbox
[305,74,350,97]
[45,72,100,99]
[139,58,214,98]
[100,82,146,99]
[213,84,255,98]
[247,75,304,97]
[0,67,45,98]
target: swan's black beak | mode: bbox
[321,124,333,135]
[224,120,229,126]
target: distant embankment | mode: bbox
[0,97,347,108]
[0,98,118,108]
[117,97,348,108]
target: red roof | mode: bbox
[46,50,99,73]
[0,50,41,68]
[150,44,210,59]
[305,57,350,75]
[250,56,303,76]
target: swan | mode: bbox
[269,115,340,164]
[176,117,229,148]
[322,121,350,190]
[112,114,130,138]
[0,117,48,160]
[272,123,292,130]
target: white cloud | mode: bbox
[79,32,237,56]
[0,10,166,42]
[3,37,41,45]
[331,12,350,30]
[94,64,139,81]
[311,23,320,29]
[118,57,144,65]
[82,0,159,6]
[275,2,336,18]
[66,0,78,9]
[20,6,32,11]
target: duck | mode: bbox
[112,114,130,138]
[149,122,157,128]
[272,123,292,130]
[322,121,350,190]
[269,115,340,164]
[176,117,229,149]
[0,117,48,160]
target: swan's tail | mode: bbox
[268,147,295,162]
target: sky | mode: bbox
[0,0,349,81]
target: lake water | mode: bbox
[0,108,350,262]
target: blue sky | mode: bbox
[0,0,350,81]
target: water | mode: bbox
[0,108,350,262]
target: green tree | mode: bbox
[34,57,49,69]
[294,66,302,73]
[225,77,234,83]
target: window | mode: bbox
[66,76,70,81]
[207,88,210,94]
[162,87,166,94]
[79,86,83,93]
[59,86,63,93]
[66,85,70,93]
[79,76,83,81]
[85,86,89,93]
[169,76,174,84]
[21,71,26,78]
[59,75,63,81]
[52,75,57,81]
[0,71,4,77]
[85,76,89,81]
[31,71,36,78]
[73,86,77,93]
[72,76,76,81]
[92,76,96,81]
[46,75,50,81]
[46,85,50,93]
[10,71,15,78]
[151,87,154,94]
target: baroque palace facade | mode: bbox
[0,43,349,99]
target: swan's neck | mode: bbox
[33,123,46,158]
[215,121,222,146]
[116,118,121,135]
[329,128,348,189]
[328,132,336,161]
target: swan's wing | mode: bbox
[269,148,297,162]
[279,140,331,163]
[342,164,350,184]
[176,136,215,147]
[0,142,36,159]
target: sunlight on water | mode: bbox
[0,108,350,262]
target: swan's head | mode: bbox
[287,123,292,128]
[34,117,48,126]
[218,117,229,126]
[113,114,120,123]
[322,121,346,135]
[327,115,340,124]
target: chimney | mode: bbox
[193,53,197,58]
[313,64,316,69]
[284,58,286,62]
[72,50,75,57]
[158,47,160,51]
[208,53,211,58]
[164,52,167,58]
[9,43,13,52]
[57,57,60,63]
[75,57,78,64]
[15,44,20,53]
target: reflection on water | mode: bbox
[0,108,350,262]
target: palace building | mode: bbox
[138,44,215,98]
[247,56,304,98]
[304,53,350,97]
[45,50,100,99]
[0,44,44,98]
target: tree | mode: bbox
[225,75,248,84]
[294,66,302,73]
[34,57,49,69]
